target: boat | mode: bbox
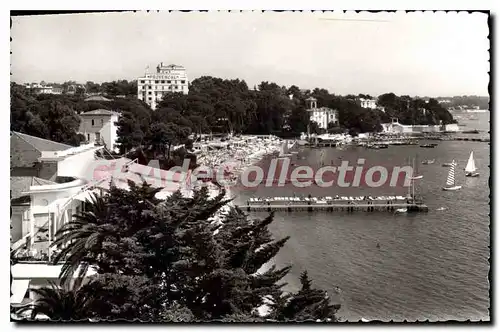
[465,151,479,177]
[361,318,370,322]
[278,141,292,157]
[436,207,447,211]
[421,159,435,165]
[463,130,480,134]
[442,161,462,191]
[395,208,408,213]
[442,162,453,167]
[420,144,437,148]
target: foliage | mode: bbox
[15,183,340,322]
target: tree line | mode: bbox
[14,183,340,322]
[29,80,138,97]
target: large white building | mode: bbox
[78,109,120,153]
[306,97,339,130]
[137,63,189,109]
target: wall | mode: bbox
[28,182,86,248]
[56,148,99,179]
[11,206,28,242]
[99,114,119,152]
[79,115,112,141]
[37,162,58,181]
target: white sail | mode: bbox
[446,161,456,186]
[465,151,477,173]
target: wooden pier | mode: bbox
[237,202,429,213]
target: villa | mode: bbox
[78,109,120,153]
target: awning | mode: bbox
[10,279,30,304]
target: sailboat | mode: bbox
[465,151,479,177]
[279,140,292,158]
[442,161,462,191]
[399,157,422,213]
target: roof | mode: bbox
[84,95,112,102]
[10,176,56,200]
[80,109,120,116]
[11,132,72,152]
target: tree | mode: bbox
[271,270,340,322]
[40,183,340,322]
[15,281,95,321]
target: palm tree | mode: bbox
[14,281,94,321]
[51,193,111,286]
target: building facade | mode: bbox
[78,109,120,152]
[306,97,339,130]
[137,63,189,109]
[380,119,460,134]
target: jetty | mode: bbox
[238,196,429,213]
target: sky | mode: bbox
[10,11,490,97]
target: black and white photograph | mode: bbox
[9,10,490,323]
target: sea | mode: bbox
[232,110,491,322]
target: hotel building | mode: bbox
[137,63,189,109]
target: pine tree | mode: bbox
[276,270,340,322]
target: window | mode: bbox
[101,119,104,125]
[148,91,152,95]
[181,80,186,84]
[167,80,171,84]
[161,80,165,83]
[87,134,90,141]
[140,80,145,83]
[155,80,159,83]
[95,132,100,142]
[91,119,95,126]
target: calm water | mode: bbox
[233,112,490,322]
